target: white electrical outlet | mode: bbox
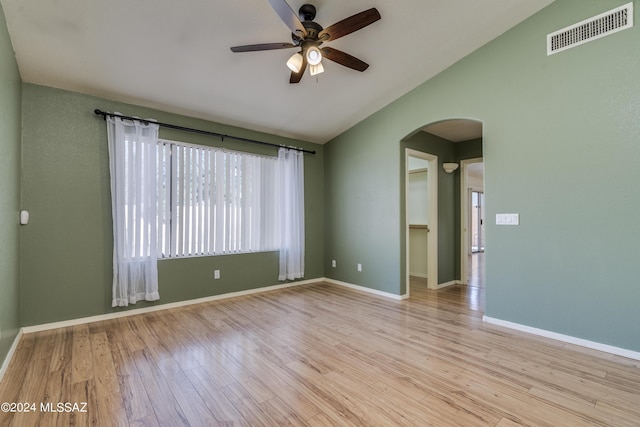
[331,260,336,268]
[214,270,220,279]
[357,263,362,272]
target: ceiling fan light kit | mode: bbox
[306,45,324,75]
[230,0,381,83]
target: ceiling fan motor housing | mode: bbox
[299,4,316,21]
[292,20,323,45]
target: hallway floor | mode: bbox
[468,252,485,288]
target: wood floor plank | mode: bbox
[111,341,156,423]
[91,332,121,399]
[0,344,34,426]
[183,366,247,426]
[48,328,73,374]
[362,349,506,425]
[29,330,58,362]
[260,396,309,426]
[327,370,472,427]
[5,356,49,427]
[96,392,129,427]
[1,282,639,426]
[70,325,94,384]
[452,367,609,426]
[128,316,171,362]
[132,349,191,426]
[38,369,69,426]
[117,317,147,353]
[594,400,640,427]
[69,378,98,427]
[160,367,220,426]
[240,355,323,421]
[494,418,523,427]
[287,359,413,427]
[183,344,237,389]
[220,382,280,427]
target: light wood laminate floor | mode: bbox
[468,252,485,288]
[1,282,638,426]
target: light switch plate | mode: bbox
[496,213,519,225]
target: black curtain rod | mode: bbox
[94,109,316,155]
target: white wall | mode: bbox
[468,173,483,190]
[408,170,428,224]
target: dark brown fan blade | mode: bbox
[267,0,307,36]
[230,42,296,53]
[289,57,308,84]
[321,47,369,72]
[319,8,381,42]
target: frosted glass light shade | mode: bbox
[306,46,322,65]
[287,53,303,73]
[443,162,459,173]
[309,62,324,76]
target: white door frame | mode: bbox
[460,157,483,285]
[405,149,438,295]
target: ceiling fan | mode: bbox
[230,0,381,83]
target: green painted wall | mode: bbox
[403,133,483,285]
[325,0,640,352]
[0,3,21,367]
[20,84,324,326]
[456,138,483,162]
[324,114,401,293]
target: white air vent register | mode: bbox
[547,2,633,55]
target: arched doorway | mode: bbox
[404,118,483,295]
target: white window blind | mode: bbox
[158,140,279,258]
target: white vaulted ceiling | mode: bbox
[1,0,554,143]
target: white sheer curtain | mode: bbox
[107,115,161,307]
[277,148,305,281]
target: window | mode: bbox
[157,139,280,258]
[108,114,304,304]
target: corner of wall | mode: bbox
[0,0,23,371]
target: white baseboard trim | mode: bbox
[436,280,461,289]
[409,273,428,279]
[324,278,407,300]
[0,328,23,384]
[22,278,319,334]
[483,316,640,362]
